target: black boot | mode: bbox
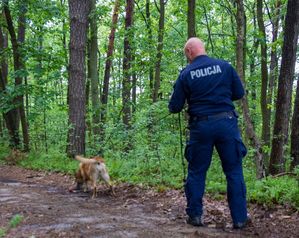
[187,216,204,227]
[233,217,251,229]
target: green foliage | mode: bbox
[9,214,23,229]
[1,143,298,209]
[0,0,298,222]
[0,228,5,238]
[18,149,77,174]
[247,176,299,208]
[0,143,10,164]
[0,214,24,237]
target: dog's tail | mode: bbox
[75,155,98,164]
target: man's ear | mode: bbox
[185,47,192,63]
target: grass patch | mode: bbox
[9,214,23,228]
[0,146,298,209]
[0,214,24,237]
[0,228,5,238]
[18,149,77,174]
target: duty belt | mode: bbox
[189,111,235,122]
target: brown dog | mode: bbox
[71,155,114,198]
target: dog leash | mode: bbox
[178,112,187,184]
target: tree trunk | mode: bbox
[249,10,259,119]
[268,0,281,103]
[236,0,265,179]
[60,0,68,105]
[257,0,270,161]
[267,1,281,166]
[0,27,20,148]
[146,0,154,91]
[132,54,137,113]
[268,1,281,102]
[17,0,29,152]
[67,0,90,157]
[152,0,166,103]
[203,6,214,53]
[3,0,30,151]
[187,0,196,38]
[269,0,299,174]
[89,0,101,140]
[290,76,299,170]
[122,0,134,126]
[60,0,68,66]
[101,0,120,131]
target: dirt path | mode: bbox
[0,165,298,238]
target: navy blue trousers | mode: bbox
[184,114,247,224]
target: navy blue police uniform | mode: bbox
[169,55,248,225]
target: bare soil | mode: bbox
[0,165,298,238]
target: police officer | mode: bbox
[169,37,249,228]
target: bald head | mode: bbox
[184,38,206,63]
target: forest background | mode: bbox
[0,0,298,209]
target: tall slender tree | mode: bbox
[89,0,101,141]
[152,0,167,102]
[67,0,90,157]
[3,0,30,151]
[101,0,120,133]
[269,0,299,174]
[290,76,299,170]
[268,0,281,114]
[122,0,134,126]
[0,26,20,148]
[187,0,196,38]
[257,0,270,161]
[235,0,265,179]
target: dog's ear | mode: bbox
[93,156,105,163]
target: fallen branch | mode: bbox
[271,172,297,178]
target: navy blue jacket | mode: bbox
[168,55,244,116]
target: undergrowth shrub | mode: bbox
[0,138,298,210]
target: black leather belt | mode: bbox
[189,111,235,122]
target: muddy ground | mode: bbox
[0,165,298,238]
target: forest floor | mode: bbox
[0,165,298,238]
